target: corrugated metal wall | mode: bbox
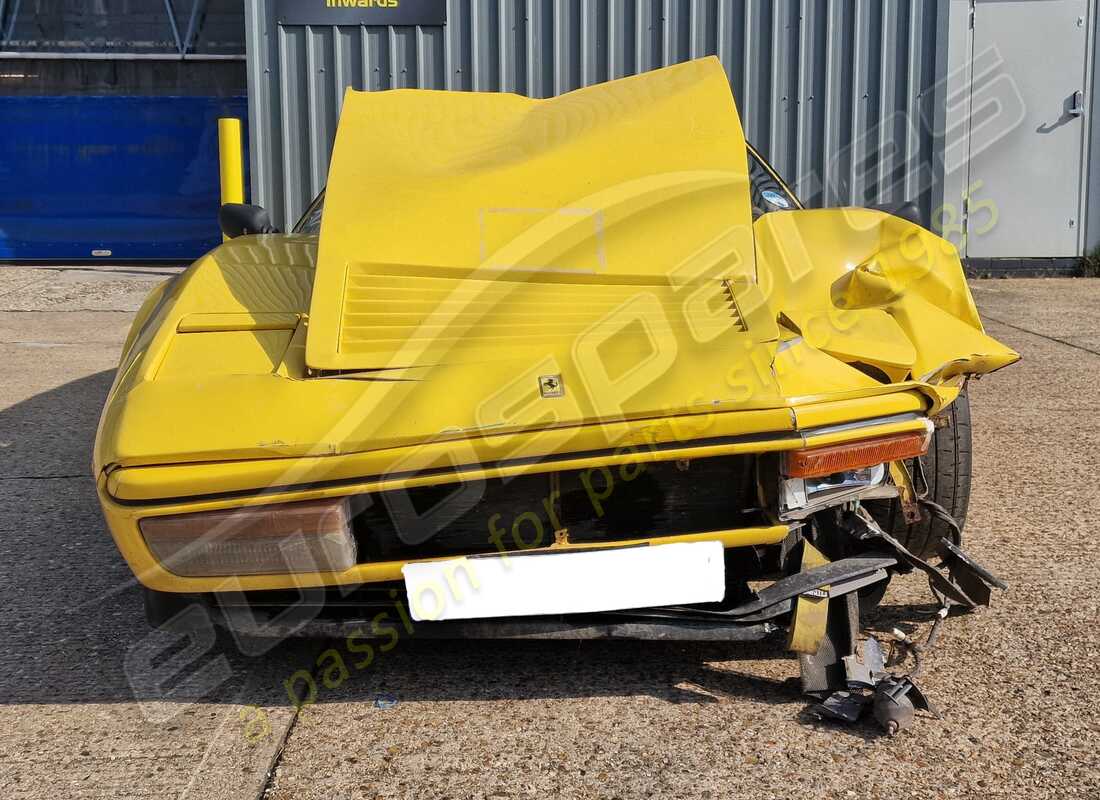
[246,0,949,232]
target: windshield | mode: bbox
[747,146,800,219]
[294,190,325,234]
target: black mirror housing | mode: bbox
[219,203,280,239]
[870,200,923,229]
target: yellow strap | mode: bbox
[786,540,831,655]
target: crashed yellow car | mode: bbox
[95,57,1016,732]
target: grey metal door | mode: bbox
[966,0,1092,258]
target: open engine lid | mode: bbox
[305,57,758,372]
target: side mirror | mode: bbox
[870,200,923,228]
[218,203,280,238]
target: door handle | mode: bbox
[1069,90,1085,117]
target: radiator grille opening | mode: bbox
[351,454,761,562]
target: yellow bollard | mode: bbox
[217,118,244,240]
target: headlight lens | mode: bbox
[780,464,887,519]
[139,498,356,577]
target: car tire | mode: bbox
[869,390,973,560]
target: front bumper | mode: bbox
[150,554,897,640]
[98,410,931,595]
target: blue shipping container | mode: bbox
[0,95,248,261]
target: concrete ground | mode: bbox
[0,268,1096,799]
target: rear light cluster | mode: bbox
[139,498,356,577]
[784,431,929,479]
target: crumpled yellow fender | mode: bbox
[753,207,1019,414]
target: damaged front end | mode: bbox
[795,506,1006,735]
[95,57,1017,736]
[190,424,1005,736]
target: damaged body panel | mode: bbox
[94,57,1015,733]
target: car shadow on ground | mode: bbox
[267,635,904,740]
[0,369,928,742]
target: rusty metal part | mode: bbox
[889,460,923,524]
[843,635,887,689]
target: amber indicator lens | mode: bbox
[785,431,928,479]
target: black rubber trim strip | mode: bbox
[657,556,897,617]
[216,615,779,642]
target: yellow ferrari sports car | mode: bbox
[95,57,1016,732]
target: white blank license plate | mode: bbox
[401,541,725,622]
